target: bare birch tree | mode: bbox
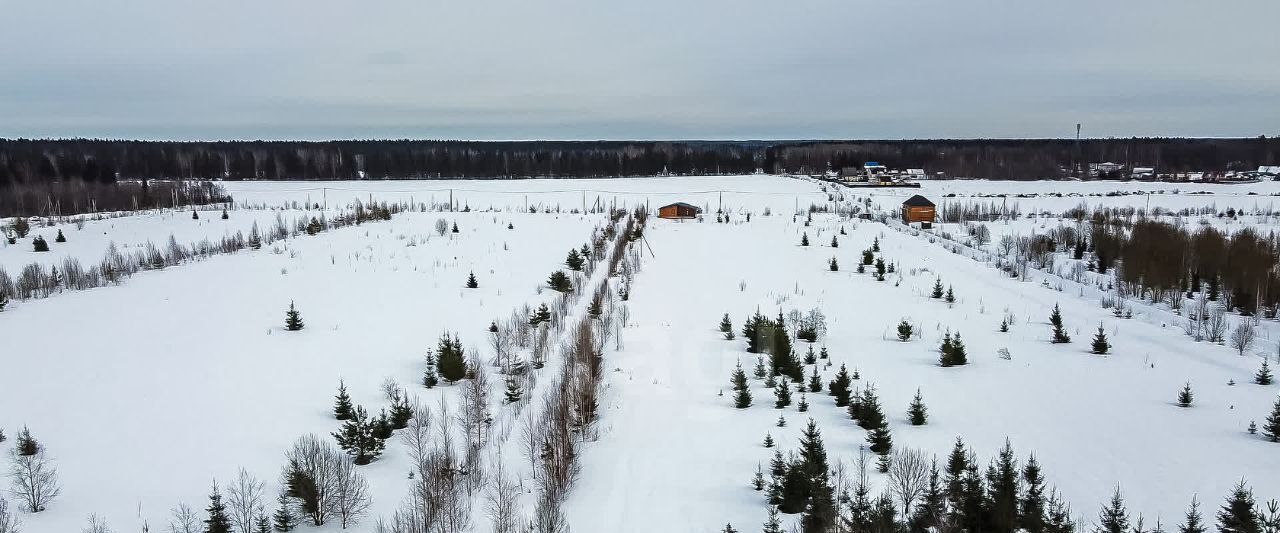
[8,450,60,513]
[227,468,264,533]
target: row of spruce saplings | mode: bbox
[722,303,1279,468]
[725,421,1280,533]
[0,202,402,304]
[714,320,1280,533]
[329,217,638,533]
[382,213,641,533]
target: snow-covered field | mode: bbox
[2,175,1279,532]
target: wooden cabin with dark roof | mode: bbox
[901,195,936,227]
[658,202,701,219]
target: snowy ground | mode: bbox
[3,175,1279,532]
[562,210,1279,531]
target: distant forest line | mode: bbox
[2,137,1278,184]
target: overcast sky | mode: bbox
[2,0,1277,141]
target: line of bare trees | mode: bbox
[0,201,403,308]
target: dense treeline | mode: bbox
[3,137,1277,185]
[770,137,1280,178]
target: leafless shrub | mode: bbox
[1231,319,1256,356]
[80,513,113,533]
[484,457,521,533]
[166,503,200,533]
[1207,308,1228,344]
[333,456,372,529]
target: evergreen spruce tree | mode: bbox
[1177,382,1194,408]
[333,380,354,420]
[939,331,955,367]
[547,270,573,292]
[1248,421,1257,435]
[798,392,809,412]
[272,492,297,531]
[54,229,66,243]
[1046,489,1075,533]
[1020,454,1048,533]
[732,362,752,408]
[192,210,200,220]
[1091,324,1111,354]
[763,433,774,448]
[1096,487,1131,533]
[869,425,893,473]
[897,319,913,341]
[1179,496,1205,533]
[205,484,234,533]
[221,209,229,220]
[504,376,522,404]
[912,461,947,533]
[955,463,989,533]
[466,271,478,288]
[768,450,788,504]
[932,278,945,299]
[436,334,467,383]
[829,256,839,271]
[875,258,886,280]
[389,392,413,429]
[530,304,552,326]
[422,354,440,388]
[255,514,271,533]
[743,312,765,353]
[819,347,828,360]
[944,438,970,510]
[872,237,880,252]
[776,414,787,428]
[807,366,822,393]
[945,286,956,305]
[284,301,304,331]
[371,408,394,440]
[986,439,1020,533]
[720,313,735,339]
[830,364,853,406]
[774,378,792,409]
[1216,481,1260,533]
[588,295,603,318]
[1050,304,1070,343]
[764,371,777,389]
[862,249,875,266]
[565,248,584,271]
[831,235,839,248]
[754,356,768,379]
[32,235,49,252]
[798,419,836,532]
[15,426,39,456]
[333,405,385,464]
[451,221,459,233]
[801,233,809,247]
[763,506,783,533]
[1255,360,1274,385]
[1000,316,1011,332]
[949,332,968,366]
[1263,397,1280,442]
[908,389,928,425]
[802,345,816,365]
[771,319,802,382]
[753,463,766,490]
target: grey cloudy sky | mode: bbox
[2,0,1278,140]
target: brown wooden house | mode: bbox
[658,202,701,219]
[901,195,936,227]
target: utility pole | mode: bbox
[1075,123,1082,178]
